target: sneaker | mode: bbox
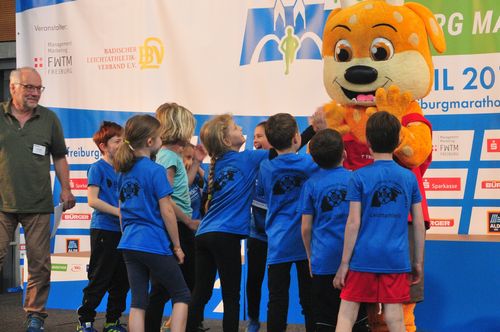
[25,315,45,332]
[198,321,210,331]
[77,322,98,332]
[103,320,128,332]
[246,319,260,332]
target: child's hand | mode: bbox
[173,247,185,264]
[411,262,423,285]
[333,263,349,289]
[188,219,200,231]
[309,107,327,132]
[194,144,207,163]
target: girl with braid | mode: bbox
[186,114,269,332]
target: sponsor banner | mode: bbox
[481,130,500,161]
[69,170,89,197]
[59,203,92,229]
[54,235,90,254]
[469,207,500,235]
[423,169,468,199]
[474,168,500,199]
[431,130,474,161]
[427,207,461,235]
[65,138,101,164]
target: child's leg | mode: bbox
[246,237,267,322]
[105,237,129,324]
[210,233,243,332]
[336,300,360,332]
[383,303,405,332]
[170,302,189,332]
[187,235,218,332]
[78,229,122,324]
[296,260,314,332]
[129,308,146,332]
[267,261,292,332]
[144,279,170,332]
[312,274,341,332]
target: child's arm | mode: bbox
[301,214,313,277]
[159,195,185,264]
[410,202,425,285]
[87,186,120,217]
[333,201,361,289]
[187,144,207,186]
[167,167,200,231]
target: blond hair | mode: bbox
[155,102,195,145]
[199,114,233,210]
[114,114,160,173]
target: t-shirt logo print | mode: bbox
[321,188,347,212]
[273,175,306,195]
[120,181,140,202]
[371,184,402,207]
[214,167,239,193]
[106,178,113,188]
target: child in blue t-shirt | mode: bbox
[182,143,205,220]
[145,103,207,332]
[258,113,319,332]
[186,114,269,332]
[299,128,350,332]
[114,114,190,332]
[333,112,425,332]
[77,121,129,332]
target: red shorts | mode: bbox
[340,271,410,303]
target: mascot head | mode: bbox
[322,0,446,107]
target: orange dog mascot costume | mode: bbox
[321,0,445,331]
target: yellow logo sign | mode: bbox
[139,37,164,69]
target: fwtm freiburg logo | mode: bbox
[487,211,500,234]
[240,0,338,74]
[139,37,164,69]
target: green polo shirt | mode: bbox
[0,100,68,213]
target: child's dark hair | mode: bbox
[265,113,298,150]
[256,120,267,129]
[93,121,123,153]
[113,114,161,173]
[309,129,344,169]
[366,111,401,153]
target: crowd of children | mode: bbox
[77,105,425,332]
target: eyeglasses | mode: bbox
[15,83,45,93]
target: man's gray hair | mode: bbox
[10,67,38,83]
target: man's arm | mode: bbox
[333,201,361,289]
[53,156,75,211]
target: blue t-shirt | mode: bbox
[196,149,268,237]
[250,176,267,242]
[346,160,422,273]
[189,174,202,220]
[156,148,193,217]
[117,157,174,255]
[259,153,319,265]
[299,167,350,275]
[87,159,120,232]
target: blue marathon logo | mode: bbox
[240,0,334,74]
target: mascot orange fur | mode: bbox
[321,0,445,331]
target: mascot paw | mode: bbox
[323,102,351,135]
[375,85,412,121]
[366,106,378,117]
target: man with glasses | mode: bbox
[0,67,75,332]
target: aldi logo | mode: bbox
[66,239,80,252]
[488,211,500,233]
[423,177,461,191]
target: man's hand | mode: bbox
[60,189,76,211]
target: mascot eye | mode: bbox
[370,38,394,61]
[334,40,353,62]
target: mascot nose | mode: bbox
[344,65,378,84]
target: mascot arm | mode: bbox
[394,102,432,169]
[323,101,350,136]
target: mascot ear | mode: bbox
[406,2,446,53]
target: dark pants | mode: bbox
[267,260,314,332]
[145,222,196,332]
[78,229,129,323]
[312,274,341,332]
[187,232,242,332]
[122,250,190,310]
[246,237,267,322]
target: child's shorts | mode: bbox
[340,271,410,303]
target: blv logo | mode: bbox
[239,0,338,74]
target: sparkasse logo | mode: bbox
[423,177,461,191]
[487,139,499,153]
[69,178,87,191]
